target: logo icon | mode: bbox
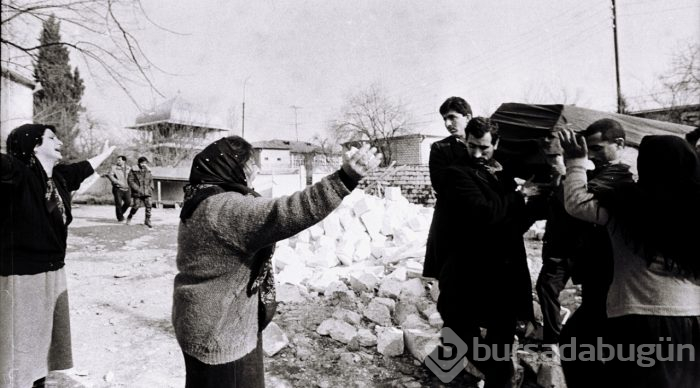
[424,327,469,383]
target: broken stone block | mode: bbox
[356,328,377,347]
[360,211,384,239]
[420,303,438,320]
[429,282,440,302]
[429,312,443,328]
[363,300,392,326]
[387,267,407,282]
[352,196,373,217]
[339,352,361,364]
[276,264,313,286]
[276,283,309,304]
[378,278,402,299]
[308,223,325,240]
[296,229,311,243]
[399,278,425,299]
[329,320,358,344]
[374,297,396,313]
[407,215,429,232]
[293,241,314,263]
[322,213,343,238]
[262,322,289,357]
[370,240,386,260]
[376,326,404,357]
[404,329,441,362]
[332,308,362,326]
[306,248,340,268]
[400,314,431,330]
[404,260,424,279]
[395,300,420,326]
[353,235,372,262]
[272,244,298,272]
[306,271,340,293]
[336,237,356,266]
[348,272,380,293]
[384,186,403,201]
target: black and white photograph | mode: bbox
[1,0,699,387]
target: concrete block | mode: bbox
[384,186,403,201]
[376,326,404,357]
[356,328,377,347]
[262,322,289,357]
[363,300,393,326]
[404,329,440,362]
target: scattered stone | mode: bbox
[317,318,357,344]
[400,314,431,330]
[356,328,378,347]
[387,267,407,282]
[395,300,419,325]
[429,281,440,302]
[276,283,308,304]
[363,300,392,326]
[376,326,404,357]
[339,352,361,364]
[404,329,440,361]
[399,278,425,299]
[374,297,396,313]
[332,308,362,325]
[348,272,380,293]
[262,322,289,356]
[378,278,402,299]
[428,312,443,328]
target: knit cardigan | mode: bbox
[563,158,700,318]
[172,171,351,364]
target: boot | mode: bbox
[126,215,132,225]
[145,217,152,228]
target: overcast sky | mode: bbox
[68,0,700,141]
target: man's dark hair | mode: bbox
[580,118,626,141]
[465,117,499,145]
[685,126,700,147]
[117,155,127,162]
[439,97,472,117]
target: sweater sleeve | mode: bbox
[563,158,609,225]
[209,170,351,256]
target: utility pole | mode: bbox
[242,77,251,138]
[611,0,623,113]
[290,105,302,141]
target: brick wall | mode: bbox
[387,137,423,165]
[358,165,436,207]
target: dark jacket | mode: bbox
[128,166,154,197]
[423,135,468,278]
[436,160,535,326]
[1,153,94,275]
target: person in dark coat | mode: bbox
[423,96,471,279]
[126,156,154,227]
[437,117,540,388]
[0,123,114,388]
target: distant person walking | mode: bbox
[106,155,131,222]
[1,123,114,388]
[126,156,154,228]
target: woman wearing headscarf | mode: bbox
[559,131,700,388]
[1,123,114,388]
[172,136,381,387]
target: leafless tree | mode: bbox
[330,83,414,166]
[651,43,700,122]
[1,0,175,109]
[521,83,589,106]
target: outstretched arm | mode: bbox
[88,140,116,170]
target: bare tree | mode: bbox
[652,43,700,122]
[330,83,414,166]
[1,0,173,108]
[131,122,210,167]
[310,132,341,170]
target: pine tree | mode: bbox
[33,15,85,160]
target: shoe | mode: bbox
[126,217,132,225]
[144,219,152,228]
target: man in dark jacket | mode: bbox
[423,96,471,279]
[126,156,154,228]
[437,117,539,388]
[106,155,131,222]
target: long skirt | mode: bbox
[0,269,73,388]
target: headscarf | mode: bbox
[6,124,67,224]
[179,136,277,328]
[600,135,700,277]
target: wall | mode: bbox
[1,74,34,153]
[259,149,291,170]
[387,137,422,165]
[358,165,435,206]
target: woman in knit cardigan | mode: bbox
[559,130,700,388]
[172,136,381,387]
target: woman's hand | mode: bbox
[88,140,117,169]
[341,143,383,181]
[557,128,588,160]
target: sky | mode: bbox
[15,0,700,143]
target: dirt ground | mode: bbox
[45,205,574,388]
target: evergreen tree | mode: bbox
[33,15,85,160]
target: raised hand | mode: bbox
[557,128,587,159]
[342,143,383,181]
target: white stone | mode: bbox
[305,244,339,268]
[348,272,380,293]
[400,314,431,330]
[363,300,392,326]
[352,197,373,217]
[276,283,308,304]
[262,322,289,357]
[328,320,358,344]
[322,213,343,238]
[276,264,313,286]
[387,267,407,282]
[306,271,340,293]
[336,237,356,266]
[293,241,314,264]
[272,244,298,272]
[356,328,377,347]
[374,297,396,313]
[308,223,325,240]
[353,235,372,262]
[376,326,404,357]
[429,282,440,302]
[378,278,402,299]
[384,186,403,201]
[296,229,311,243]
[429,312,443,328]
[332,308,362,326]
[405,260,424,278]
[399,278,425,299]
[360,211,384,240]
[404,329,440,362]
